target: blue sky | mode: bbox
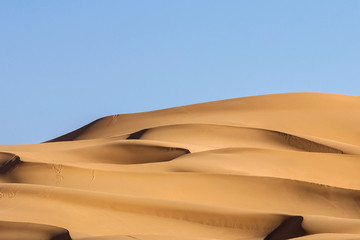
[1,1,359,144]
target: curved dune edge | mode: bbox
[1,93,360,240]
[0,152,21,174]
[0,220,71,240]
[122,124,345,154]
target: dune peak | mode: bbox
[1,93,360,240]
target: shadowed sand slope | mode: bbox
[0,221,71,240]
[1,93,360,240]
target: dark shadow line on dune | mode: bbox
[274,131,343,154]
[50,230,72,240]
[45,121,344,154]
[126,129,149,140]
[264,216,307,240]
[0,154,21,174]
[122,124,344,154]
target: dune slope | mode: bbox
[1,92,360,240]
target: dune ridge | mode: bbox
[1,92,360,240]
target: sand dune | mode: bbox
[1,92,360,239]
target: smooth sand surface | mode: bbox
[1,92,360,240]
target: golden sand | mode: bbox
[1,93,359,240]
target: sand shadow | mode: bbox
[126,129,149,140]
[264,216,307,240]
[0,154,21,174]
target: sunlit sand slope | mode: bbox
[1,93,360,240]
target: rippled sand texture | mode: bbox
[1,93,360,240]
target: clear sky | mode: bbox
[1,1,359,144]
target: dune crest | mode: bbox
[1,93,360,240]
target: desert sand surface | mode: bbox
[1,92,360,240]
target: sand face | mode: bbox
[1,92,360,240]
